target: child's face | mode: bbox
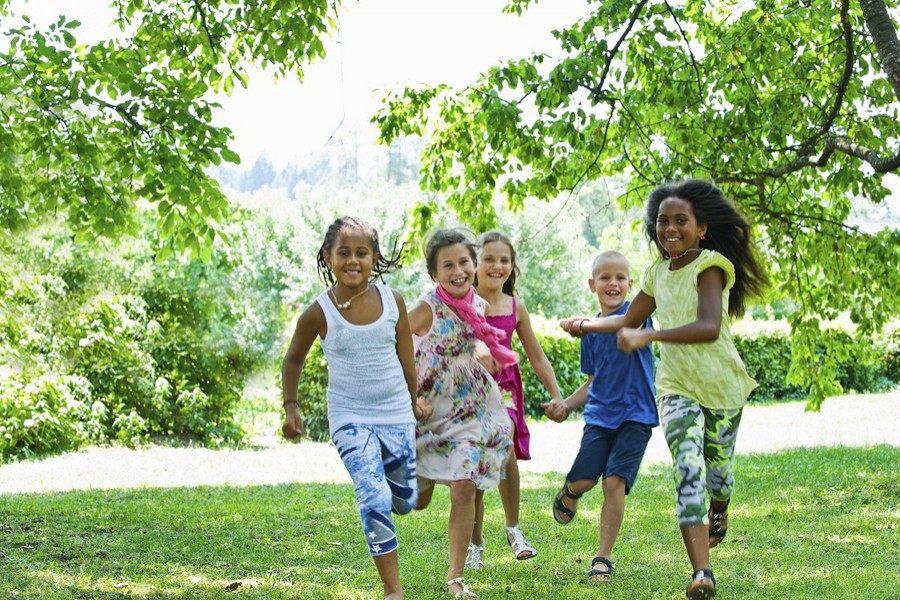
[322,228,377,288]
[476,241,513,293]
[432,243,476,298]
[589,255,632,315]
[656,196,707,257]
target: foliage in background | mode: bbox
[0,204,302,462]
[0,0,337,255]
[292,317,898,441]
[374,0,900,409]
[1,445,897,598]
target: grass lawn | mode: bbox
[1,445,897,599]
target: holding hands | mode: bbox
[616,327,654,353]
[559,316,590,338]
[540,398,569,423]
[414,396,433,422]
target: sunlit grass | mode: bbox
[1,445,897,598]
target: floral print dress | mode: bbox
[414,290,512,490]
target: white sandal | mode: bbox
[506,524,537,560]
[465,543,485,570]
[447,576,478,598]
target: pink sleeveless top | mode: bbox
[486,300,530,460]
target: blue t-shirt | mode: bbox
[581,302,659,429]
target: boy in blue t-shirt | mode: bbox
[542,251,659,582]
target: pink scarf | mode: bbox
[435,285,519,368]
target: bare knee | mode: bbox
[416,479,435,510]
[449,479,477,505]
[602,474,627,496]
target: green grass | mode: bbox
[2,445,898,599]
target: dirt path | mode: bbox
[2,392,897,495]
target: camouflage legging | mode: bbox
[659,394,743,527]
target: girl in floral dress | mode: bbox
[408,227,513,599]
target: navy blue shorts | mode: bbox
[566,421,653,494]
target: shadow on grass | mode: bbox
[1,445,897,599]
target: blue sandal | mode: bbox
[587,556,614,582]
[552,483,582,525]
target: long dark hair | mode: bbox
[476,230,520,296]
[644,180,768,317]
[316,216,405,286]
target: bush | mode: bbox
[293,323,898,442]
[0,205,303,462]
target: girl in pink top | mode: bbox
[467,230,565,567]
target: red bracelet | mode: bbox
[578,318,588,334]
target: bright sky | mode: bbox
[9,0,588,168]
[220,0,587,167]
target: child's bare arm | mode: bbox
[281,303,325,439]
[515,299,563,400]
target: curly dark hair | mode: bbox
[644,179,768,317]
[316,216,405,286]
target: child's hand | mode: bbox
[559,317,589,337]
[474,341,500,374]
[540,399,569,423]
[281,405,304,440]
[617,327,653,353]
[414,396,433,422]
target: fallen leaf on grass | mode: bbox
[553,568,563,577]
[327,541,343,546]
[95,549,108,558]
[113,582,128,589]
[225,581,242,592]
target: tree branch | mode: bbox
[797,0,853,153]
[590,0,648,99]
[663,0,702,98]
[767,135,900,175]
[859,0,900,102]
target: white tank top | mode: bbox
[316,283,414,434]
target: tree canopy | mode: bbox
[0,0,335,259]
[374,0,900,408]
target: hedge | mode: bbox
[293,328,898,441]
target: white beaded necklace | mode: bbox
[330,284,370,310]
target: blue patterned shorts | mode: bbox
[331,423,418,556]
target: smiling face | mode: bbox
[432,242,477,298]
[322,227,376,290]
[590,253,633,315]
[655,195,707,260]
[476,240,513,294]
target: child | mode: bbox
[542,250,658,583]
[467,230,565,567]
[281,216,432,600]
[560,180,768,599]
[407,227,514,599]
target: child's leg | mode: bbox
[598,475,626,558]
[331,424,408,595]
[372,551,402,599]
[554,424,607,523]
[498,424,521,529]
[702,407,743,505]
[703,406,742,549]
[471,488,485,545]
[447,479,477,591]
[596,421,653,561]
[381,425,418,516]
[659,396,710,572]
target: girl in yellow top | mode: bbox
[561,180,767,600]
